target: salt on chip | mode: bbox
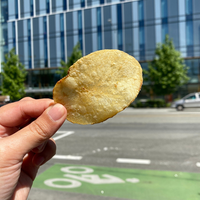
[53,49,143,125]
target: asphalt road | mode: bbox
[28,108,200,200]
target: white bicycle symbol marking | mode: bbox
[44,166,139,189]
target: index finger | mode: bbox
[0,98,54,127]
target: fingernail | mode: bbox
[48,104,66,121]
[36,142,46,151]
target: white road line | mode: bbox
[56,131,72,134]
[116,158,151,165]
[53,131,74,141]
[196,162,200,167]
[53,155,82,160]
[53,131,81,161]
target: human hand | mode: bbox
[0,97,67,200]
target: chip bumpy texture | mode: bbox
[53,49,143,125]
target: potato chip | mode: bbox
[53,49,143,125]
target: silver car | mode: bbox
[171,92,200,111]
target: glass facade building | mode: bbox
[0,0,200,97]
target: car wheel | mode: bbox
[176,105,184,111]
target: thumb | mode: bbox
[11,103,67,157]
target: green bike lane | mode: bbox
[33,163,200,200]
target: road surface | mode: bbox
[28,108,200,200]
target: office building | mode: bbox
[0,0,200,97]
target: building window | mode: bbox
[52,0,63,13]
[43,17,48,67]
[138,0,144,21]
[185,0,193,57]
[48,14,66,67]
[17,19,32,69]
[139,26,145,57]
[107,0,122,4]
[81,0,85,7]
[97,7,102,50]
[1,0,8,23]
[161,0,168,18]
[51,0,67,12]
[46,0,50,14]
[78,10,83,50]
[186,0,193,16]
[60,14,65,62]
[138,0,145,60]
[87,0,103,7]
[186,20,193,57]
[117,4,123,50]
[30,0,33,16]
[69,0,84,10]
[15,0,18,18]
[35,0,49,15]
[12,22,16,48]
[20,0,34,18]
[69,0,73,9]
[8,21,16,50]
[162,23,168,42]
[36,0,48,15]
[8,0,18,20]
[161,0,168,42]
[28,19,32,68]
[33,17,49,68]
[185,59,199,81]
[63,0,67,10]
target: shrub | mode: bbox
[134,99,166,108]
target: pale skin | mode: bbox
[0,97,67,200]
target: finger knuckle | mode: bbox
[20,97,34,101]
[30,120,50,141]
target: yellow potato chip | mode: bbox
[53,49,143,125]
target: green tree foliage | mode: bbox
[57,42,82,77]
[143,35,189,97]
[1,48,27,101]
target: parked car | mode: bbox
[171,92,200,111]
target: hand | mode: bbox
[0,97,67,200]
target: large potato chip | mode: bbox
[53,49,143,125]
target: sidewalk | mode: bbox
[106,106,200,124]
[123,107,172,113]
[123,107,200,113]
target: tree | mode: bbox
[1,48,27,101]
[143,35,189,98]
[57,42,82,77]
